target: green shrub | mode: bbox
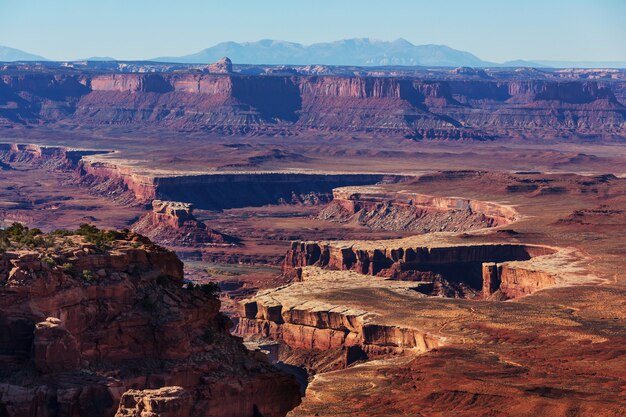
[0,223,124,253]
[1,223,48,249]
[0,235,9,253]
[184,282,220,298]
[42,257,56,267]
[75,224,118,250]
[51,229,74,237]
[5,223,26,239]
[82,269,93,282]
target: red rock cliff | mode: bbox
[0,228,300,417]
[282,240,557,299]
[1,69,623,138]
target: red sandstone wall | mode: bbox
[283,241,558,299]
[238,302,441,355]
[1,71,623,135]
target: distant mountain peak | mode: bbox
[83,56,117,62]
[0,45,47,62]
[391,38,413,46]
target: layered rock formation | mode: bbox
[319,185,518,232]
[77,161,399,208]
[238,267,443,363]
[142,173,397,209]
[1,64,624,138]
[132,200,236,247]
[281,238,559,299]
[0,142,403,208]
[0,143,105,170]
[237,231,593,379]
[0,227,301,417]
[115,387,191,417]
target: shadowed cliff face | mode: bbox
[152,173,395,210]
[0,144,404,210]
[0,70,624,138]
[282,241,557,298]
[231,76,302,121]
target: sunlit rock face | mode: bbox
[0,63,624,139]
[0,230,301,417]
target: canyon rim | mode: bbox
[1,1,626,416]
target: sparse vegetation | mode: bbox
[0,223,127,252]
[185,281,221,298]
[82,269,93,282]
[0,222,46,249]
[41,256,56,267]
[205,266,242,277]
[0,233,9,253]
[75,223,120,250]
[51,229,74,237]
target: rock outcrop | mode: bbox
[0,227,301,417]
[115,387,191,417]
[237,235,592,378]
[237,267,443,364]
[132,200,236,247]
[74,159,402,208]
[32,317,81,373]
[0,143,105,170]
[281,238,565,299]
[207,57,233,74]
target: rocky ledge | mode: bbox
[238,232,597,370]
[319,185,519,232]
[238,267,443,360]
[282,237,575,299]
[0,224,301,417]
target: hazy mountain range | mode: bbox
[154,38,490,67]
[0,45,47,62]
[2,39,626,68]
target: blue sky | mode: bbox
[1,0,624,62]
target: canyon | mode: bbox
[0,61,626,417]
[1,141,626,416]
